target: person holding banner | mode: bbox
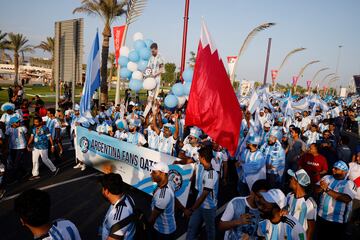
[127,119,147,146]
[151,109,179,156]
[149,162,176,239]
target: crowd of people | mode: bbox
[1,87,360,240]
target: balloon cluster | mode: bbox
[164,67,193,109]
[119,32,156,92]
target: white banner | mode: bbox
[75,126,194,206]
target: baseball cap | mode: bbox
[163,123,175,135]
[74,104,80,111]
[151,162,169,174]
[333,160,349,172]
[1,102,15,112]
[9,116,20,125]
[270,128,282,140]
[247,135,261,145]
[287,169,311,187]
[264,122,271,128]
[189,127,202,139]
[260,189,286,209]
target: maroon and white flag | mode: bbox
[113,25,126,67]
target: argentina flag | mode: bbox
[80,31,100,117]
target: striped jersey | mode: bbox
[317,175,356,223]
[0,112,22,130]
[286,193,317,231]
[46,118,60,139]
[257,215,306,240]
[35,219,81,240]
[211,150,228,173]
[126,132,147,146]
[158,132,177,156]
[151,184,176,234]
[146,126,159,150]
[196,166,219,209]
[181,144,200,163]
[101,195,136,240]
[237,149,266,189]
[303,130,321,146]
[5,126,27,149]
[114,130,127,141]
[221,197,260,240]
[260,140,285,176]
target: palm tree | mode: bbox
[73,0,127,104]
[36,37,55,91]
[108,52,115,90]
[6,33,33,85]
[0,30,10,63]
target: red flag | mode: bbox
[271,69,278,84]
[113,25,126,67]
[186,21,242,156]
[306,80,312,89]
[292,76,299,86]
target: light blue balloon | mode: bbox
[144,39,154,48]
[164,94,178,108]
[129,79,143,92]
[118,56,129,67]
[133,40,146,51]
[128,50,140,62]
[184,81,192,95]
[139,48,151,60]
[120,67,132,79]
[138,60,148,72]
[172,83,185,97]
[182,68,194,82]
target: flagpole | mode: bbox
[263,38,272,86]
[180,0,190,82]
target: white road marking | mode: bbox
[0,173,99,202]
[176,202,229,240]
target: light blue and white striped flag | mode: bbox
[80,31,100,117]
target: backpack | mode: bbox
[109,194,149,240]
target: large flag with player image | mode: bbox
[80,31,100,117]
[185,20,242,156]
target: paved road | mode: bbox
[0,138,237,240]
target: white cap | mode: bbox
[264,122,271,128]
[151,162,169,174]
[74,104,80,111]
[260,189,286,209]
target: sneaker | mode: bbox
[29,175,40,181]
[80,165,86,171]
[73,163,82,169]
[0,189,6,199]
[53,168,60,176]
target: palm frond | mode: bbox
[321,73,335,82]
[278,47,306,71]
[126,0,147,25]
[297,60,320,78]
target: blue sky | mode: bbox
[1,0,359,88]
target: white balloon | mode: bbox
[132,71,143,80]
[143,77,157,90]
[127,62,138,72]
[177,96,186,108]
[133,32,144,41]
[120,46,130,57]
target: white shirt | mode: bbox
[126,131,147,146]
[211,150,228,173]
[146,126,159,150]
[300,117,312,130]
[349,162,360,200]
[303,130,321,146]
[114,130,127,141]
[286,193,317,231]
[158,132,177,155]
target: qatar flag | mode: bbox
[186,21,242,156]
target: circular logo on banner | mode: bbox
[79,137,89,153]
[168,169,183,192]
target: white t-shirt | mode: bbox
[349,162,360,200]
[146,126,159,150]
[286,193,317,231]
[114,130,127,141]
[126,131,147,146]
[158,132,177,155]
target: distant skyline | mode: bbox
[1,0,360,88]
